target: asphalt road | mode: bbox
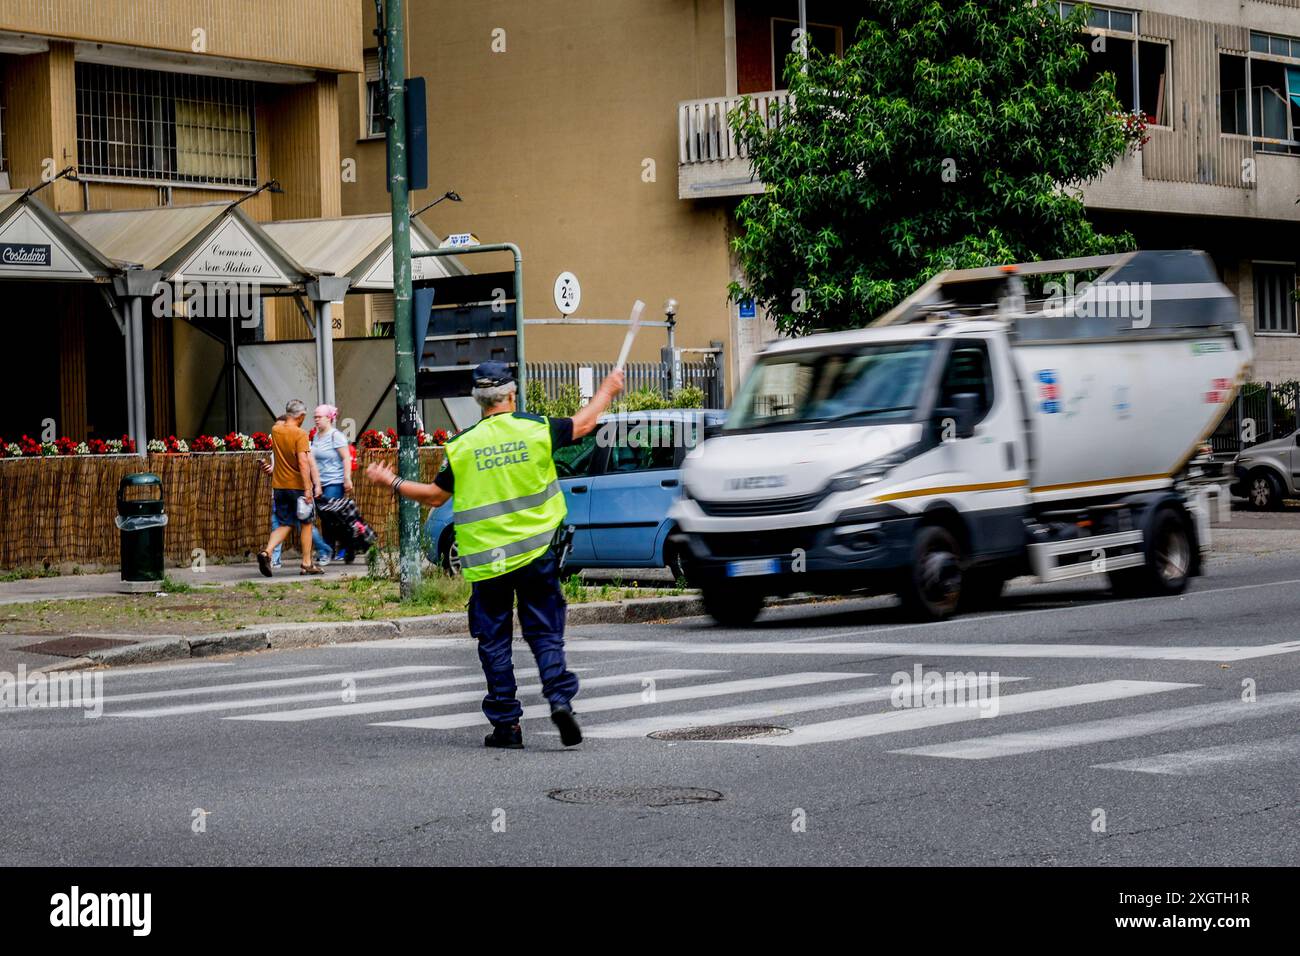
[2,547,1298,867]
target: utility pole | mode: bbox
[383,0,421,598]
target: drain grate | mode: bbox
[649,724,791,741]
[547,786,723,807]
[14,636,134,657]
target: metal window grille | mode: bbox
[75,62,257,188]
[364,50,385,137]
[1253,263,1298,334]
[0,74,7,176]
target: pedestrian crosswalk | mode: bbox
[48,655,1299,777]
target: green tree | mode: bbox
[730,0,1139,336]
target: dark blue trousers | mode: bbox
[467,551,579,728]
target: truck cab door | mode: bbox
[935,339,1026,556]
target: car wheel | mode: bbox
[1109,506,1191,598]
[701,584,764,627]
[664,541,688,582]
[1247,470,1284,511]
[897,525,963,621]
[438,529,462,575]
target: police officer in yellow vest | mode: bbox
[366,361,624,749]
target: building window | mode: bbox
[1221,37,1300,154]
[1059,3,1134,34]
[75,63,256,187]
[364,50,385,138]
[1251,31,1300,60]
[1062,5,1169,127]
[770,18,841,90]
[1254,263,1297,334]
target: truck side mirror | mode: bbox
[934,392,978,441]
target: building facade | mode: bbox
[0,0,359,440]
[1074,0,1300,384]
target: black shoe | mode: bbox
[484,724,524,749]
[256,550,273,578]
[550,703,582,747]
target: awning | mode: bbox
[62,202,311,287]
[0,190,118,282]
[261,213,468,291]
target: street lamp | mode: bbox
[412,190,462,218]
[664,298,678,351]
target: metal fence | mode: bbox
[1210,382,1300,456]
[526,358,725,409]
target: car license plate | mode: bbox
[726,558,779,578]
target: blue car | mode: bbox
[425,409,726,578]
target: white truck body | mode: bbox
[671,251,1251,622]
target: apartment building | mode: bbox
[0,0,359,440]
[339,0,863,392]
[1074,0,1300,384]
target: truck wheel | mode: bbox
[1247,470,1283,511]
[701,584,764,627]
[1109,507,1191,598]
[898,525,963,621]
[958,567,1007,612]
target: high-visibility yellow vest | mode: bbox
[444,411,567,582]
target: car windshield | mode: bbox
[725,341,937,430]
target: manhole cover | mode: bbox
[649,724,791,741]
[546,786,723,807]
[14,636,134,657]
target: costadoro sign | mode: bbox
[1,243,50,267]
[0,208,92,280]
[172,217,291,286]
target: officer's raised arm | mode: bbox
[570,369,625,439]
[364,461,450,507]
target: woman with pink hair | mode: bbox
[310,404,354,560]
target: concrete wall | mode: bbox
[338,0,740,383]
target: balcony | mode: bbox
[677,90,789,200]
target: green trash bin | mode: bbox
[117,473,168,584]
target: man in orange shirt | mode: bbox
[257,399,322,576]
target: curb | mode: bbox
[48,590,751,669]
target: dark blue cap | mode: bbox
[472,361,514,388]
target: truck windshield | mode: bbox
[726,341,936,431]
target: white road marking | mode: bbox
[226,669,720,722]
[561,638,1300,662]
[374,672,868,731]
[1091,734,1300,776]
[575,675,1024,739]
[735,680,1198,746]
[96,666,461,704]
[893,690,1300,760]
[107,674,490,718]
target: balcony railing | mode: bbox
[678,90,790,165]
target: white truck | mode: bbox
[669,251,1250,625]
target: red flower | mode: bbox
[385,428,398,445]
[191,434,218,452]
[358,429,384,449]
[223,431,242,450]
[88,438,109,455]
[19,435,41,455]
[251,432,272,451]
[54,436,78,455]
[120,435,136,454]
[164,435,183,453]
[432,428,449,445]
